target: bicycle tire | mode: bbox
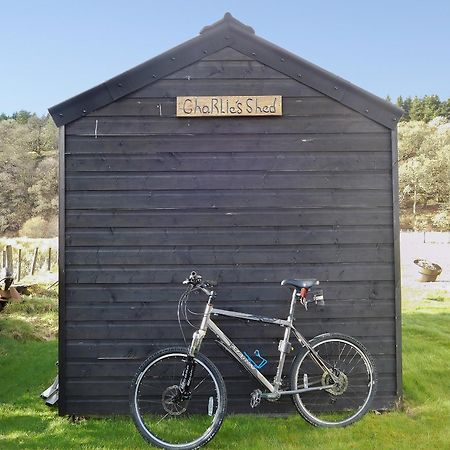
[130,347,227,450]
[290,333,377,427]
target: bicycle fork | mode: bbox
[178,299,214,397]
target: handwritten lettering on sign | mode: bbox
[176,96,282,117]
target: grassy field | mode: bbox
[0,285,449,449]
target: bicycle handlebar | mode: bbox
[182,272,217,298]
[182,271,202,286]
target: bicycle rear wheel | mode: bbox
[290,333,377,427]
[130,347,227,450]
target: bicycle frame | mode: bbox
[187,287,336,399]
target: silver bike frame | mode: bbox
[188,287,335,397]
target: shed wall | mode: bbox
[62,48,397,414]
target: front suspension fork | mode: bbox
[180,300,213,397]
[178,355,196,398]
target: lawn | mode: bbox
[0,287,449,449]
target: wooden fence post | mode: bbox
[17,249,22,281]
[47,248,52,271]
[5,245,13,274]
[2,249,6,268]
[30,247,39,276]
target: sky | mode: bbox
[1,0,449,116]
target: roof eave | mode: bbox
[224,23,403,128]
[49,21,233,127]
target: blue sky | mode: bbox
[1,0,449,115]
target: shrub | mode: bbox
[432,208,450,230]
[19,216,58,238]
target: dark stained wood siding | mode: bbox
[62,48,397,415]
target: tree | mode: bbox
[397,120,431,161]
[28,157,59,219]
[397,96,412,121]
[11,110,35,124]
[0,114,58,233]
[397,95,450,122]
[412,95,442,122]
[398,119,450,229]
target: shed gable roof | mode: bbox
[49,13,402,128]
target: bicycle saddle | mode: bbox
[281,279,319,290]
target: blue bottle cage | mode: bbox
[243,349,268,369]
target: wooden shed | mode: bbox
[49,13,403,416]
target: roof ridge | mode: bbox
[200,12,255,35]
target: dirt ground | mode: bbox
[400,231,450,292]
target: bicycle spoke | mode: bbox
[292,336,375,427]
[156,413,170,425]
[131,349,226,448]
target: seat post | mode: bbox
[287,288,298,323]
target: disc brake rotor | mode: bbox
[162,385,187,415]
[322,370,348,396]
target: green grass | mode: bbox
[0,290,58,341]
[0,290,449,449]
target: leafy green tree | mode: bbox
[397,96,411,121]
[28,157,58,219]
[398,119,450,229]
[397,95,450,122]
[0,114,58,233]
[398,120,431,161]
[438,98,450,118]
[411,95,442,122]
[11,110,35,124]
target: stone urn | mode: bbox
[414,259,442,282]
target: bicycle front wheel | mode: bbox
[130,347,227,450]
[290,333,377,427]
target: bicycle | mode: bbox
[130,271,377,449]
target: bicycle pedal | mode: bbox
[250,389,262,408]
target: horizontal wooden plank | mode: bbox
[66,299,395,322]
[65,208,394,228]
[65,372,394,395]
[66,172,391,191]
[66,244,394,266]
[66,325,394,347]
[65,263,394,284]
[66,312,395,342]
[202,47,253,61]
[65,133,391,154]
[62,393,398,415]
[89,97,355,118]
[65,280,395,303]
[65,151,392,172]
[166,60,290,79]
[65,190,393,210]
[66,335,396,360]
[66,115,386,136]
[65,226,394,247]
[65,370,395,398]
[63,372,395,393]
[128,78,322,97]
